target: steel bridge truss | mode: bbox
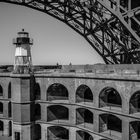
[1,0,140,64]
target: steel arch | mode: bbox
[0,0,140,64]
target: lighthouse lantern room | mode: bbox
[13,29,33,74]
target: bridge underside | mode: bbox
[1,0,140,64]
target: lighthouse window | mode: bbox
[0,102,3,113]
[0,85,3,96]
[15,132,20,140]
[8,82,11,98]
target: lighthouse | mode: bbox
[13,29,33,74]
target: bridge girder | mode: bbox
[1,0,140,64]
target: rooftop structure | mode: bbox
[13,29,33,74]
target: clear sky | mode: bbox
[0,2,104,65]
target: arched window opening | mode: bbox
[47,126,69,140]
[47,83,68,101]
[76,130,93,140]
[130,121,140,140]
[99,114,122,138]
[8,102,12,117]
[0,102,3,114]
[35,124,41,140]
[47,105,69,122]
[0,121,4,136]
[0,85,3,97]
[9,121,12,136]
[34,83,41,100]
[99,87,122,110]
[8,82,11,98]
[130,91,140,114]
[35,104,41,120]
[76,85,93,103]
[76,108,93,129]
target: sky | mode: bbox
[0,2,104,65]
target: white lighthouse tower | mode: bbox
[13,29,33,74]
